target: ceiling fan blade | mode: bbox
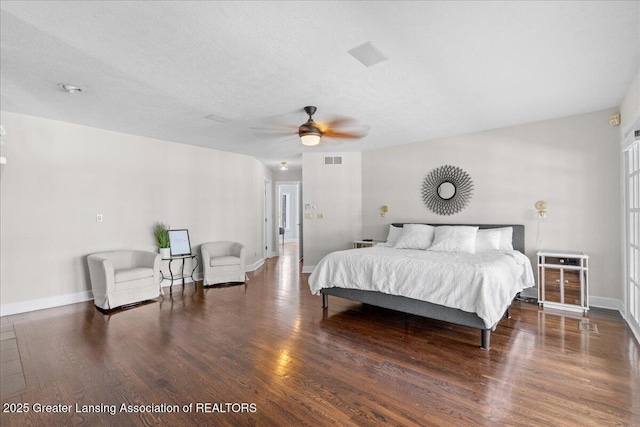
[322,129,368,139]
[251,124,298,138]
[316,116,357,133]
[323,116,358,128]
[250,123,297,131]
[252,107,368,145]
[274,134,299,144]
[253,128,297,134]
[253,131,297,139]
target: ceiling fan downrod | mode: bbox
[303,106,317,119]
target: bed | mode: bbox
[308,223,535,349]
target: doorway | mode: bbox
[276,181,302,261]
[263,179,273,260]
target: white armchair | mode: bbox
[87,250,161,311]
[201,241,246,286]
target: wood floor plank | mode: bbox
[1,243,639,426]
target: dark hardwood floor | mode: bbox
[1,242,639,426]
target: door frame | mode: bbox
[264,179,273,259]
[275,180,302,257]
[621,110,640,344]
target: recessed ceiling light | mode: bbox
[348,41,389,67]
[57,83,83,94]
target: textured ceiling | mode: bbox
[1,1,639,171]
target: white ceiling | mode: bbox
[1,1,639,171]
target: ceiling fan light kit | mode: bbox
[299,106,323,146]
[300,133,322,146]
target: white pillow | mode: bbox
[475,229,502,252]
[386,225,404,244]
[492,227,514,251]
[428,226,479,253]
[394,224,436,250]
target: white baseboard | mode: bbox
[617,303,640,346]
[302,265,315,274]
[628,319,640,346]
[622,309,640,344]
[1,259,269,318]
[246,258,265,272]
[589,296,624,312]
[0,290,94,317]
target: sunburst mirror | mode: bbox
[421,165,474,215]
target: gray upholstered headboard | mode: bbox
[391,223,525,253]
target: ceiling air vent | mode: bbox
[348,41,389,67]
[324,156,343,165]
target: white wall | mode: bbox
[302,152,362,270]
[620,68,640,127]
[0,111,272,314]
[362,109,621,303]
[273,169,302,182]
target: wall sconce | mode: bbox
[608,113,620,127]
[535,200,548,220]
[279,161,288,171]
[380,205,389,218]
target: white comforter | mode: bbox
[309,246,535,328]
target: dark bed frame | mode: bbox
[320,224,525,350]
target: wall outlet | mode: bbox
[96,214,103,222]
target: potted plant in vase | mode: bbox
[153,221,171,259]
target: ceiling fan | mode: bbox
[253,106,369,146]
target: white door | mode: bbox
[625,138,639,335]
[623,117,640,341]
